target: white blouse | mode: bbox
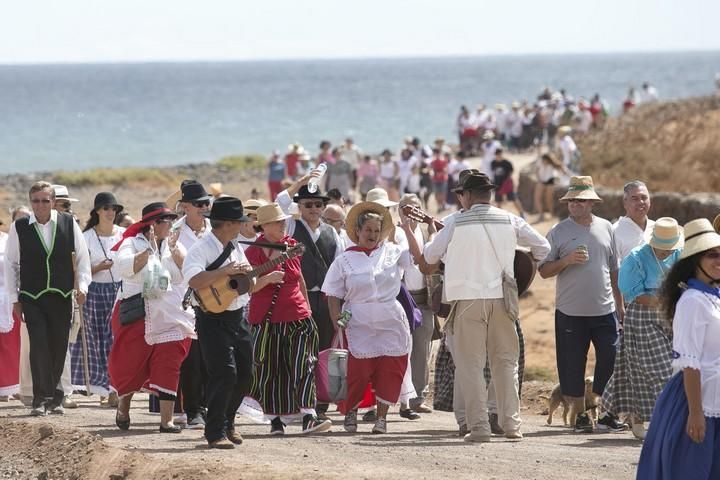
[83,226,125,284]
[322,243,414,358]
[0,232,11,333]
[672,289,720,417]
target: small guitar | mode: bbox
[194,243,305,314]
[400,204,537,295]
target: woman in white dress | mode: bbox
[322,201,414,434]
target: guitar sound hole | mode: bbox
[229,279,238,289]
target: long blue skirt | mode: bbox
[636,372,720,479]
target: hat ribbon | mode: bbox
[567,185,593,192]
[651,234,680,246]
[684,230,715,242]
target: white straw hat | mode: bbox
[648,217,683,251]
[679,218,720,260]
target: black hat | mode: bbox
[458,171,496,193]
[93,192,124,212]
[293,185,330,203]
[207,196,249,221]
[452,168,482,193]
[180,180,211,203]
[140,202,178,223]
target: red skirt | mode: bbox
[0,314,21,396]
[496,177,515,195]
[108,303,190,396]
[344,354,408,409]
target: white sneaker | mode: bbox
[372,417,387,434]
[174,413,188,425]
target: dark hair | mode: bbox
[327,188,343,200]
[83,210,100,232]
[114,211,130,225]
[495,148,504,155]
[659,253,702,324]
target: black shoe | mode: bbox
[596,412,629,433]
[302,414,332,434]
[115,410,130,431]
[159,424,182,433]
[458,424,469,437]
[362,409,377,422]
[489,413,505,435]
[399,408,421,420]
[270,417,286,436]
[574,412,594,433]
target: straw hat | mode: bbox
[712,213,720,233]
[243,198,268,211]
[209,183,223,197]
[165,190,181,211]
[345,201,394,244]
[679,218,720,260]
[558,125,572,135]
[559,176,603,203]
[366,187,398,207]
[256,203,292,225]
[648,217,684,251]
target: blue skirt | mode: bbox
[636,372,720,480]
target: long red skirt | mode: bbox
[0,313,21,396]
[108,304,190,396]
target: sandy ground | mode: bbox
[0,151,630,480]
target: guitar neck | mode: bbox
[248,252,291,278]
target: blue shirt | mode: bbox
[618,243,680,303]
[268,161,285,181]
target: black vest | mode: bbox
[16,212,76,300]
[292,220,337,289]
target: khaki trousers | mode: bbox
[448,298,520,434]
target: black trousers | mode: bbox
[196,307,253,443]
[180,311,209,418]
[22,294,73,408]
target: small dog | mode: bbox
[545,376,598,426]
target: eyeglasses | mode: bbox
[100,205,118,212]
[703,251,720,259]
[56,201,72,209]
[300,201,325,209]
[191,200,210,208]
[568,199,590,203]
[31,199,52,204]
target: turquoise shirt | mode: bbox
[618,243,680,303]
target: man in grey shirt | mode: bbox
[538,176,627,434]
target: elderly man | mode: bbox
[613,180,654,261]
[538,176,628,434]
[412,172,549,442]
[6,182,91,415]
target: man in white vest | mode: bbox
[421,172,550,442]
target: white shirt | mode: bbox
[83,226,125,284]
[235,233,258,251]
[403,225,427,292]
[380,160,397,180]
[175,216,211,251]
[4,209,91,304]
[338,144,363,170]
[612,216,655,262]
[183,231,250,311]
[671,289,720,417]
[322,243,413,358]
[481,140,501,175]
[639,86,659,103]
[397,157,419,194]
[559,135,577,168]
[450,159,472,182]
[0,232,11,333]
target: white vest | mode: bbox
[444,205,517,301]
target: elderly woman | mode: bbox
[602,217,682,439]
[637,218,720,479]
[69,192,124,406]
[241,203,332,435]
[322,201,415,434]
[108,202,195,433]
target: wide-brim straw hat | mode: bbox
[679,218,720,260]
[365,187,398,207]
[648,217,684,251]
[559,176,603,202]
[256,203,292,225]
[711,213,720,233]
[166,190,181,211]
[209,183,223,197]
[345,201,395,245]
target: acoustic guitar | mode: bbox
[400,204,537,295]
[194,243,305,314]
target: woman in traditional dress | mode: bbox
[70,192,124,406]
[322,201,414,434]
[602,218,682,439]
[0,215,21,401]
[108,202,195,433]
[636,218,720,479]
[241,203,332,435]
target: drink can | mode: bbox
[337,310,351,328]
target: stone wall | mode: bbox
[517,166,720,225]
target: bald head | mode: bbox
[322,204,346,233]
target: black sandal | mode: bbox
[115,410,130,431]
[159,423,182,433]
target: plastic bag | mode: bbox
[142,253,170,299]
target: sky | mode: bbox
[1,0,719,64]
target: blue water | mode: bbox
[1,51,718,174]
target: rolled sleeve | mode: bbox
[618,253,647,303]
[182,243,207,281]
[72,221,92,294]
[513,216,551,262]
[4,223,20,304]
[321,257,347,299]
[116,240,140,280]
[423,221,454,264]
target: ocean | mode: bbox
[1,51,718,174]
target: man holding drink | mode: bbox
[538,176,627,434]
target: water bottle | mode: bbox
[307,163,327,193]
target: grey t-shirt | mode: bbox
[540,215,618,316]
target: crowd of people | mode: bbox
[0,137,718,476]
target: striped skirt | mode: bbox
[247,318,319,417]
[602,302,673,421]
[71,281,120,396]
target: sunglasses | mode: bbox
[568,199,590,203]
[31,198,52,204]
[100,205,118,212]
[703,251,720,260]
[300,201,325,209]
[191,200,210,208]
